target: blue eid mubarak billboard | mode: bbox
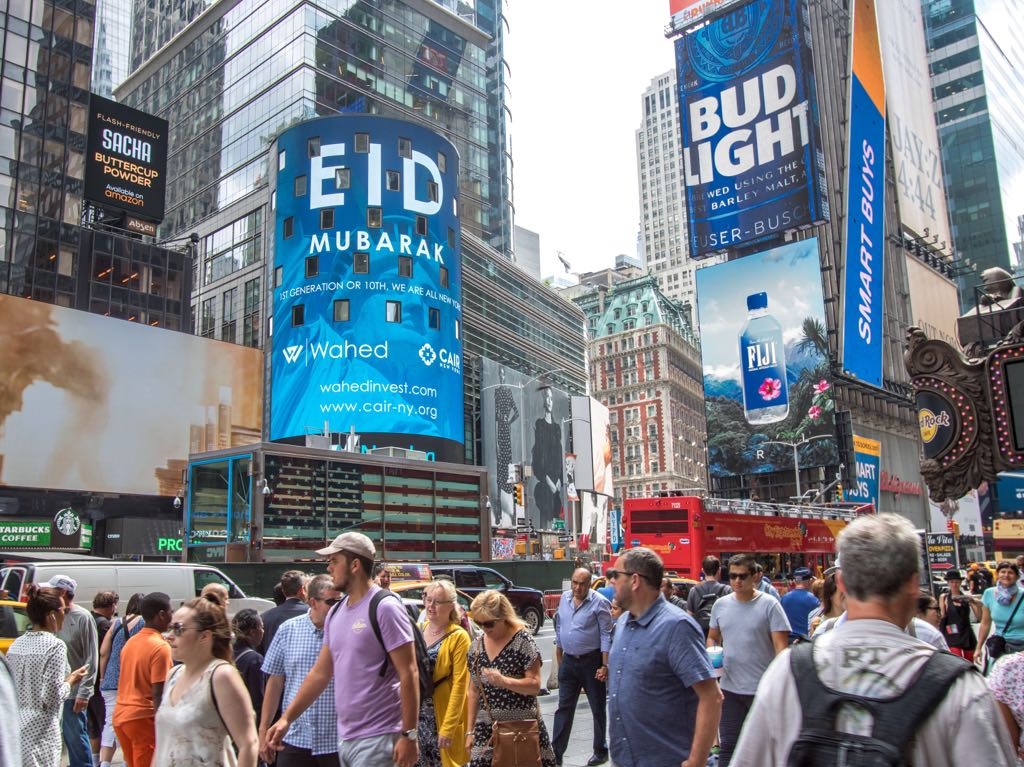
[270,116,464,461]
[676,0,829,258]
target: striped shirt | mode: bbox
[262,613,337,755]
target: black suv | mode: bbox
[431,565,546,634]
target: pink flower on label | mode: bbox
[808,405,822,420]
[758,378,782,401]
[813,379,830,394]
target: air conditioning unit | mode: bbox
[368,446,428,461]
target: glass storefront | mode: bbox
[187,454,252,562]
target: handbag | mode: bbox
[985,590,1024,661]
[474,638,542,767]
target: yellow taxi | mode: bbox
[0,599,29,653]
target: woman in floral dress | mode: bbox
[465,590,556,767]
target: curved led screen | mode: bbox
[270,116,464,461]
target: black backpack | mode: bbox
[329,590,434,701]
[787,642,973,766]
[692,581,729,636]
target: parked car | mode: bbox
[429,565,545,634]
[0,599,28,653]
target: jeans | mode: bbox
[718,691,755,767]
[62,699,93,767]
[551,650,608,760]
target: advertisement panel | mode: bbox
[0,294,262,496]
[480,359,570,531]
[270,117,463,462]
[675,0,829,259]
[703,515,845,554]
[571,396,613,546]
[696,238,838,478]
[841,0,887,388]
[668,0,747,30]
[84,94,168,222]
[905,257,960,346]
[844,435,880,511]
[925,532,958,572]
[998,473,1024,513]
[875,0,952,248]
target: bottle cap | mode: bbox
[747,292,768,311]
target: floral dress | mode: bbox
[415,638,444,767]
[467,630,556,767]
[988,652,1024,764]
[153,660,237,767]
[7,630,71,767]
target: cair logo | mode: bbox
[919,408,951,444]
[283,345,303,364]
[418,342,460,372]
[418,343,437,366]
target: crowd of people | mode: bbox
[3,516,1024,767]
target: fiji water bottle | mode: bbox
[739,292,789,424]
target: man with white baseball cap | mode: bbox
[47,575,98,767]
[266,532,420,767]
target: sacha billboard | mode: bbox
[270,116,464,462]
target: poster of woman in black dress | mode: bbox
[493,366,519,527]
[531,386,563,526]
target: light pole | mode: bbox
[761,434,833,501]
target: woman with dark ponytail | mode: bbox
[153,592,258,766]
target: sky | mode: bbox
[503,3,677,279]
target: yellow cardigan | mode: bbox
[421,621,471,767]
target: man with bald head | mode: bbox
[551,567,612,766]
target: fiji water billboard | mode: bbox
[696,238,838,478]
[675,0,829,258]
[270,116,464,462]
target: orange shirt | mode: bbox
[113,627,172,724]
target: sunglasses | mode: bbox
[316,597,339,606]
[167,622,202,637]
[477,619,498,629]
[729,572,752,581]
[605,569,636,581]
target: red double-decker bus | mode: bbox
[621,494,872,581]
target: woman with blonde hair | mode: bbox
[154,592,258,767]
[465,590,556,767]
[416,579,471,767]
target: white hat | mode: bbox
[45,574,78,594]
[316,531,376,560]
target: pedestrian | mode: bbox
[606,548,721,767]
[0,650,22,767]
[200,582,231,610]
[258,574,340,767]
[551,567,612,767]
[264,532,420,767]
[807,572,843,636]
[45,575,98,767]
[417,578,471,767]
[686,556,730,638]
[754,563,780,599]
[988,651,1024,761]
[231,609,266,727]
[7,585,89,767]
[660,578,688,611]
[779,568,819,641]
[730,513,1017,766]
[373,563,393,591]
[939,567,981,661]
[978,560,1024,671]
[97,593,144,767]
[970,562,994,595]
[113,592,174,767]
[917,591,942,629]
[465,590,557,767]
[707,554,790,767]
[259,571,308,655]
[88,591,118,766]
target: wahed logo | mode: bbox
[283,345,303,364]
[418,343,437,366]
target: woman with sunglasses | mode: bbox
[154,593,258,767]
[465,590,557,767]
[8,585,89,767]
[416,579,471,767]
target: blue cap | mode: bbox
[792,567,813,581]
[747,292,768,311]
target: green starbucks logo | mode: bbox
[54,508,81,536]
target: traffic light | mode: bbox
[835,483,844,502]
[514,483,523,507]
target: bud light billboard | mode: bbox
[676,0,829,259]
[695,238,838,479]
[270,116,464,462]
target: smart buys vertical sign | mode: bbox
[845,434,881,511]
[271,117,464,461]
[841,0,886,388]
[675,0,829,258]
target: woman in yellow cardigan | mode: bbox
[418,578,471,767]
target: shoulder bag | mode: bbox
[985,590,1024,660]
[473,637,541,767]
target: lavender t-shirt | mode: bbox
[324,586,413,740]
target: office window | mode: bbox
[307,136,320,157]
[416,215,427,235]
[386,301,402,322]
[354,252,369,273]
[448,227,455,248]
[440,266,449,288]
[335,168,350,189]
[294,175,307,196]
[437,152,447,172]
[292,305,304,326]
[454,319,461,339]
[398,256,412,277]
[333,299,350,322]
[355,133,369,152]
[320,209,334,229]
[386,170,400,191]
[368,208,382,227]
[283,217,294,238]
[275,266,283,286]
[278,150,286,170]
[398,138,412,158]
[305,256,318,278]
[427,181,438,202]
[428,307,440,329]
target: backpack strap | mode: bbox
[367,589,394,677]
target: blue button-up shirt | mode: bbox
[555,588,612,655]
[608,597,716,767]
[262,613,337,755]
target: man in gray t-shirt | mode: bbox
[708,555,790,767]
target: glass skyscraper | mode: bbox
[925,0,1024,309]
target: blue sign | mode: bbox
[675,0,829,259]
[270,116,464,461]
[997,473,1024,513]
[844,435,880,511]
[610,508,623,553]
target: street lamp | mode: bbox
[761,434,832,501]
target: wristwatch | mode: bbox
[401,729,418,742]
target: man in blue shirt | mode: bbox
[607,548,721,767]
[780,567,820,640]
[552,567,612,766]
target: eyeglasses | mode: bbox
[606,569,636,581]
[167,622,202,637]
[320,597,339,606]
[477,619,498,629]
[728,572,752,581]
[570,580,590,586]
[424,598,453,606]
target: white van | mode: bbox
[0,561,273,617]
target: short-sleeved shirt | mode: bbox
[780,587,820,639]
[608,597,716,767]
[982,588,1024,643]
[323,586,413,741]
[710,591,791,695]
[113,627,172,724]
